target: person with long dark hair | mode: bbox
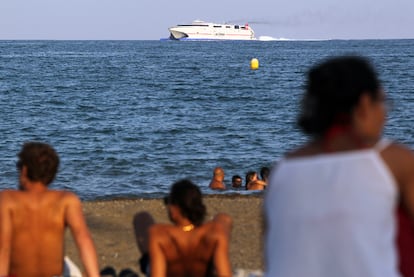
[264,56,414,277]
[134,179,232,277]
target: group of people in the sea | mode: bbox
[208,166,270,191]
[1,55,414,277]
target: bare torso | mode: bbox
[0,189,75,277]
[209,180,225,190]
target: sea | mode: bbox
[0,39,413,200]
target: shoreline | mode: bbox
[65,195,265,275]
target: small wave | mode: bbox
[258,35,333,41]
[258,36,289,41]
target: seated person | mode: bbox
[209,167,226,190]
[245,171,266,190]
[133,179,232,277]
[0,142,99,277]
[231,175,243,188]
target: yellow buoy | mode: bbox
[250,58,259,70]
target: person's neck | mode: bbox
[20,181,48,193]
[175,218,195,231]
[321,124,377,152]
[180,223,195,232]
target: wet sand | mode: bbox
[65,194,265,275]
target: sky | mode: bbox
[1,0,414,40]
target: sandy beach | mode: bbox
[65,194,265,276]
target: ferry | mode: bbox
[168,20,256,41]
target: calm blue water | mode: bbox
[0,39,413,200]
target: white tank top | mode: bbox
[264,139,401,277]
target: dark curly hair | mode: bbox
[297,55,381,137]
[166,179,206,226]
[17,142,59,186]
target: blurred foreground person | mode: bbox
[264,56,414,277]
[0,142,99,277]
[134,179,232,277]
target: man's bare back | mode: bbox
[149,219,230,277]
[0,142,99,277]
[1,189,81,276]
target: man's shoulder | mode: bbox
[1,189,80,208]
[0,189,17,196]
[209,180,226,190]
[0,189,77,197]
[33,189,80,204]
[0,189,30,203]
[53,190,82,206]
[0,189,19,208]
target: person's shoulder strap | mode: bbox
[374,138,392,151]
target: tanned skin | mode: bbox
[209,167,226,190]
[149,215,232,277]
[135,200,232,277]
[0,159,99,277]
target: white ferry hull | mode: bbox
[168,20,256,41]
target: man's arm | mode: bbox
[0,192,12,275]
[65,193,99,277]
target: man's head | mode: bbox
[213,167,225,181]
[231,175,242,188]
[17,142,59,186]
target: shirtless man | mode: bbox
[208,167,226,190]
[133,179,232,277]
[0,142,99,277]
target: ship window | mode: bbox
[226,26,231,28]
[235,25,239,29]
[213,25,222,28]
